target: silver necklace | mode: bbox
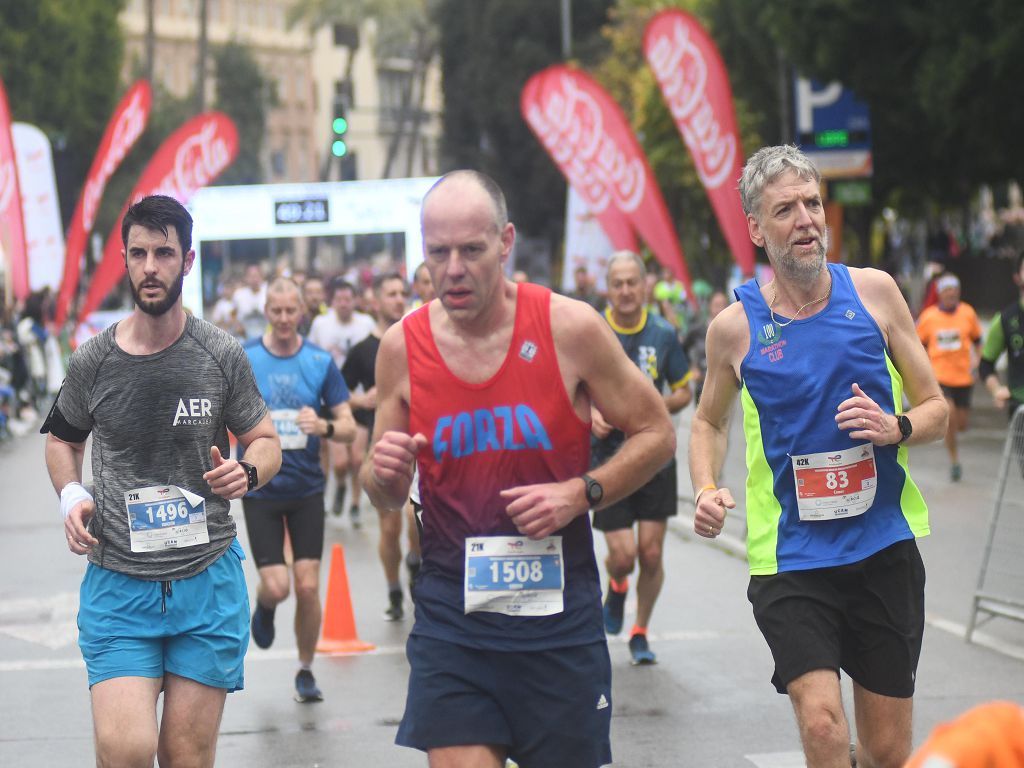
[769,277,832,328]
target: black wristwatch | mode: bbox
[239,460,259,491]
[896,414,913,444]
[582,474,603,507]
[324,420,335,439]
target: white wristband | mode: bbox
[60,482,94,521]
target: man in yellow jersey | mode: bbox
[915,273,982,481]
[690,145,948,768]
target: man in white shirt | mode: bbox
[309,278,375,524]
[233,264,268,339]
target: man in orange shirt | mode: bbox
[916,274,983,480]
[905,700,1024,768]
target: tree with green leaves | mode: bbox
[212,41,273,186]
[0,0,125,225]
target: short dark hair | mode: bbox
[121,195,193,254]
[373,272,406,295]
[329,277,355,301]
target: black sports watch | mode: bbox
[896,414,913,444]
[239,460,259,491]
[582,474,603,507]
[324,420,335,439]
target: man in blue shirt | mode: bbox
[242,277,356,702]
[592,251,692,665]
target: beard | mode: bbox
[764,227,830,286]
[130,266,185,316]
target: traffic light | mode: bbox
[331,111,348,158]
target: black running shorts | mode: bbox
[747,538,926,698]
[940,384,973,409]
[592,460,677,532]
[242,492,325,567]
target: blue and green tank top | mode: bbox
[735,263,928,575]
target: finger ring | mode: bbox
[707,525,714,535]
[861,418,866,427]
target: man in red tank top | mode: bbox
[362,171,676,768]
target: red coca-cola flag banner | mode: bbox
[55,80,152,328]
[522,65,693,295]
[0,76,29,302]
[76,112,238,326]
[644,9,754,277]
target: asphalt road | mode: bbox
[1,398,1021,767]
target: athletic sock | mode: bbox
[630,624,647,637]
[609,577,629,594]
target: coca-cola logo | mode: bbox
[647,19,735,190]
[82,89,149,230]
[525,73,646,214]
[151,119,233,200]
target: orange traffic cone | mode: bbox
[317,542,375,653]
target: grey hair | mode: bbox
[738,145,821,218]
[266,276,304,303]
[606,250,647,281]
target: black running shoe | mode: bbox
[251,602,276,649]
[294,669,323,703]
[384,588,404,621]
[603,587,626,635]
[332,485,347,517]
[628,633,657,665]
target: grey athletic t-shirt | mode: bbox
[58,315,267,580]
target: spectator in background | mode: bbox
[683,290,730,405]
[916,274,982,481]
[234,263,268,339]
[16,290,50,413]
[211,278,245,339]
[299,275,327,336]
[980,252,1024,419]
[569,265,605,312]
[410,263,435,309]
[309,278,375,524]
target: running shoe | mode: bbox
[628,633,657,665]
[384,588,404,621]
[332,485,347,517]
[951,463,962,482]
[349,504,362,529]
[603,587,626,635]
[251,602,276,649]
[294,669,323,703]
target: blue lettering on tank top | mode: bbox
[432,404,552,461]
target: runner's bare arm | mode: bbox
[664,379,692,414]
[297,402,356,443]
[45,433,98,553]
[842,268,948,445]
[502,298,675,539]
[205,413,281,499]
[689,305,745,533]
[361,324,426,512]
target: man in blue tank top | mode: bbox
[690,145,948,768]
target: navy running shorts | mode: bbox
[747,538,926,698]
[592,460,677,532]
[396,633,613,768]
[242,492,325,567]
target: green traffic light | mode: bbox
[333,117,348,135]
[332,140,348,157]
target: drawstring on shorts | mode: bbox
[161,580,173,613]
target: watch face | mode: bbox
[587,477,603,504]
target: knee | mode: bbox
[858,732,912,768]
[96,731,157,768]
[637,541,663,572]
[799,704,848,752]
[606,548,636,576]
[293,576,320,604]
[261,575,291,605]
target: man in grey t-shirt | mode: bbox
[43,195,281,768]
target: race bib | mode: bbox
[790,443,877,521]
[271,408,308,450]
[464,536,564,616]
[125,485,209,552]
[935,328,962,351]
